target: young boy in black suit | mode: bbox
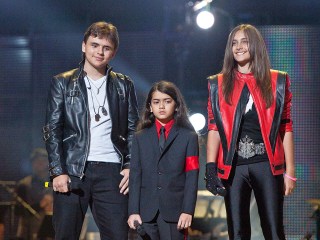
[128,81,199,239]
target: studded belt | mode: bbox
[237,135,266,159]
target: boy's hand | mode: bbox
[119,169,130,195]
[177,213,192,230]
[127,214,142,229]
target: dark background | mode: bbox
[0,1,319,239]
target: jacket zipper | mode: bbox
[105,68,124,168]
[76,69,88,180]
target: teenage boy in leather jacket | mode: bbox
[43,21,139,240]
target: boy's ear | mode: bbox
[82,41,85,53]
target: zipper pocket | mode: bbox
[63,133,77,142]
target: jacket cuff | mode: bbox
[122,162,130,170]
[122,154,131,169]
[49,165,66,179]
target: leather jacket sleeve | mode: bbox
[43,76,68,178]
[279,74,293,134]
[123,77,139,169]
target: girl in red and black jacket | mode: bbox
[206,24,296,240]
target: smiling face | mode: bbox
[232,30,251,73]
[150,90,176,125]
[82,35,116,76]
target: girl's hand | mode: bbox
[127,214,142,229]
[284,174,296,196]
[177,213,192,230]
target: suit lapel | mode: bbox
[148,125,160,158]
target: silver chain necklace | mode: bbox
[86,77,108,121]
[87,75,107,94]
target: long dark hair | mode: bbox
[222,24,273,108]
[137,81,194,131]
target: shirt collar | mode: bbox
[155,118,175,138]
[234,69,255,82]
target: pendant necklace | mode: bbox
[87,76,107,94]
[86,77,108,121]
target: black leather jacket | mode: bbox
[43,64,139,179]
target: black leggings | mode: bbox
[223,161,285,240]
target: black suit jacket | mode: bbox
[129,124,199,222]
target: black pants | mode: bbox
[141,211,187,240]
[223,161,285,240]
[53,162,128,240]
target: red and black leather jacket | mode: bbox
[207,70,293,179]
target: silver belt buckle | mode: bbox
[237,135,265,159]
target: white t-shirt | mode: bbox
[84,75,120,163]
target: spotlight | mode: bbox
[196,10,215,29]
[186,0,233,30]
[189,113,206,132]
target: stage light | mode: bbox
[196,10,215,29]
[186,0,233,31]
[189,113,206,132]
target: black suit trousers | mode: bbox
[141,211,187,240]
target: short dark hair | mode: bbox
[82,21,119,60]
